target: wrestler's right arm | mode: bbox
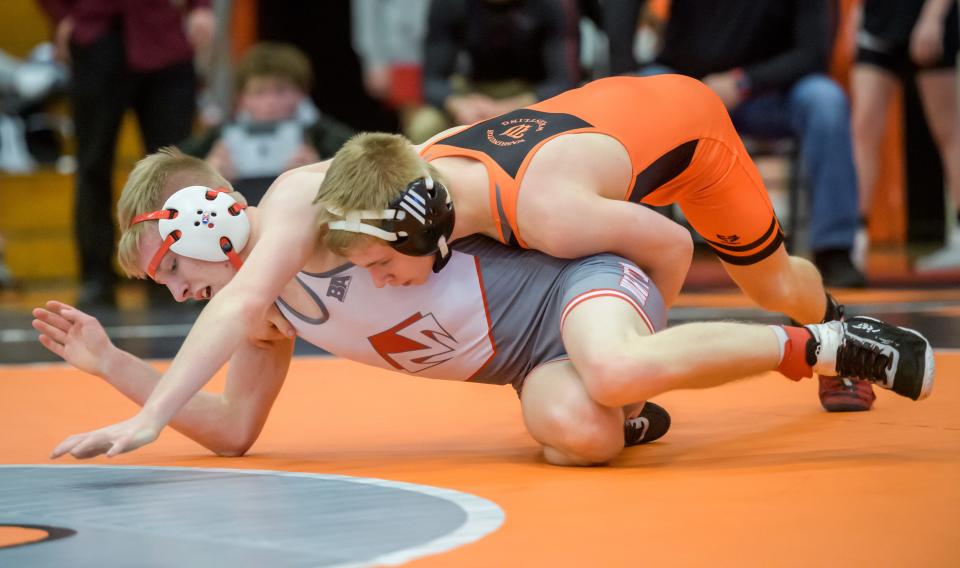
[35,301,293,458]
[46,171,325,459]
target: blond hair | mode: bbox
[117,147,243,278]
[315,132,442,254]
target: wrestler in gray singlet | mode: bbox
[277,236,666,392]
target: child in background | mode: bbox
[179,43,355,204]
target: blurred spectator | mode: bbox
[577,0,648,76]
[37,0,215,307]
[179,43,355,205]
[409,0,580,143]
[258,1,399,133]
[352,0,430,120]
[0,43,68,173]
[640,0,866,288]
[0,42,68,293]
[852,0,960,271]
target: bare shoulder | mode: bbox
[522,133,632,201]
[260,169,326,215]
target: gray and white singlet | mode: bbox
[276,236,666,391]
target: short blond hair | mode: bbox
[315,132,442,254]
[117,147,243,278]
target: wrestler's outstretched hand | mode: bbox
[32,300,114,377]
[51,412,162,459]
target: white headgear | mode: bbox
[131,186,250,279]
[158,186,250,261]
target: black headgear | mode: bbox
[327,175,456,272]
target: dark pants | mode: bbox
[69,27,196,286]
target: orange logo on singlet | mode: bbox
[500,124,532,139]
[486,116,548,147]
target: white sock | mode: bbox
[768,325,788,365]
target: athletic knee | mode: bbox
[534,402,623,465]
[577,350,664,408]
[738,258,812,312]
[542,429,622,466]
[747,274,797,312]
[746,279,794,312]
[543,444,618,466]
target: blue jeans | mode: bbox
[637,68,859,251]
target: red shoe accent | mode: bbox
[818,376,876,412]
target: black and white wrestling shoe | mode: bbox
[624,401,671,446]
[806,316,935,401]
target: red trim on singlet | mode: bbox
[559,289,655,334]
[465,256,498,382]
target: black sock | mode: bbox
[822,292,844,322]
[789,293,844,326]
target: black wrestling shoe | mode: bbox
[807,317,935,401]
[814,294,875,411]
[624,401,671,446]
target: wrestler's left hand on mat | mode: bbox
[51,413,162,460]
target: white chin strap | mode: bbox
[325,174,436,241]
[326,206,408,242]
[326,207,450,259]
[326,175,450,261]
[326,175,437,243]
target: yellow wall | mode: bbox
[0,0,52,57]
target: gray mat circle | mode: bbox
[0,465,504,567]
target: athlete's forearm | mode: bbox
[618,219,692,309]
[138,221,310,436]
[138,293,262,438]
[136,171,319,440]
[97,344,255,456]
[640,241,691,308]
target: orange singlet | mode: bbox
[419,74,784,265]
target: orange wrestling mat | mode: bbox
[1,355,958,566]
